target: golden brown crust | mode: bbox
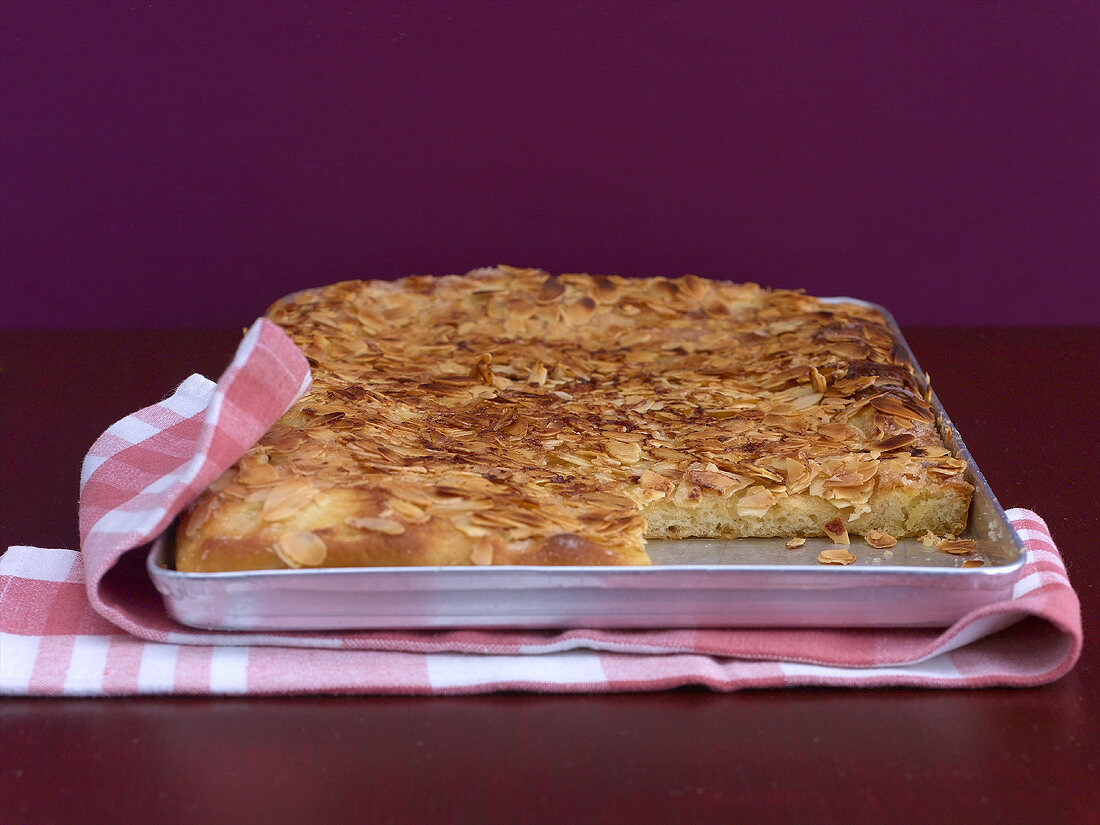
[174,266,972,572]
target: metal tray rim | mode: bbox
[148,546,1026,582]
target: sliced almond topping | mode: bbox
[504,417,530,438]
[648,445,696,463]
[506,296,536,319]
[592,275,620,303]
[639,469,674,493]
[919,446,952,459]
[527,362,548,386]
[829,340,871,360]
[865,529,897,549]
[563,296,597,325]
[789,391,823,410]
[452,514,491,538]
[606,439,642,465]
[873,433,916,452]
[261,480,317,521]
[922,458,967,477]
[275,530,327,568]
[809,366,827,394]
[785,537,806,549]
[470,352,495,386]
[535,276,566,304]
[937,538,977,555]
[817,422,855,441]
[685,469,741,495]
[817,546,856,565]
[703,300,729,317]
[271,432,307,453]
[671,273,706,298]
[220,483,250,500]
[206,468,236,495]
[237,456,280,487]
[825,471,867,488]
[736,487,775,517]
[578,491,634,510]
[822,517,850,546]
[868,394,936,424]
[182,499,215,538]
[831,376,877,395]
[961,559,985,568]
[387,498,429,522]
[346,517,407,535]
[469,536,495,566]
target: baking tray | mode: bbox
[147,298,1026,631]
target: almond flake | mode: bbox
[639,469,674,493]
[822,517,850,546]
[237,454,280,486]
[261,480,316,521]
[817,546,856,565]
[873,433,916,452]
[563,296,597,325]
[736,487,775,517]
[686,469,741,495]
[809,366,827,394]
[527,362,548,386]
[275,530,327,568]
[868,394,936,424]
[606,439,642,465]
[469,537,495,565]
[592,275,620,303]
[865,530,897,549]
[937,538,977,555]
[346,517,406,535]
[535,276,566,304]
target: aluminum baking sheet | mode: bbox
[147,299,1026,631]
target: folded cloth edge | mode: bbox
[77,318,312,613]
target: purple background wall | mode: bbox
[2,1,1098,329]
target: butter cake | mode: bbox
[175,267,972,572]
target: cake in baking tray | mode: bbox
[174,266,972,572]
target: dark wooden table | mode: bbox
[2,327,1097,825]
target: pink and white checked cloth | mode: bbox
[0,321,1083,695]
